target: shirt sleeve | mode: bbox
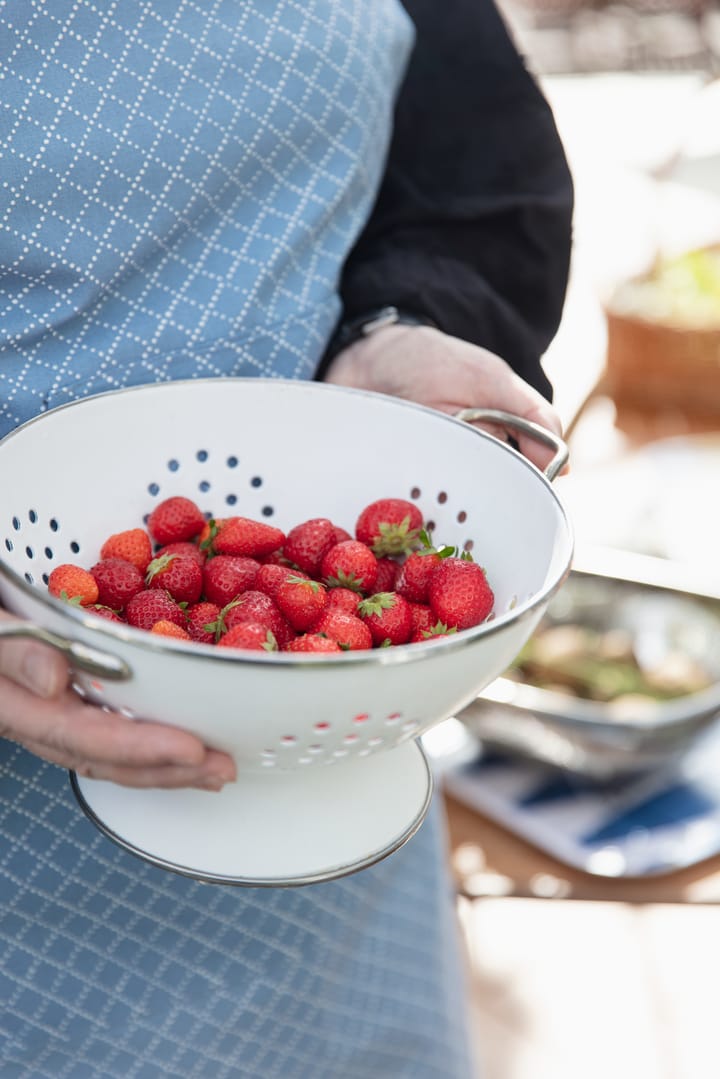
[330,0,574,400]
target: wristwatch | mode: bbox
[323,305,437,365]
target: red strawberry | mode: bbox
[355,498,423,556]
[48,564,99,607]
[255,562,309,601]
[275,576,328,632]
[408,602,435,637]
[374,556,401,593]
[259,548,291,566]
[126,589,187,631]
[202,555,260,607]
[100,528,153,573]
[410,621,456,644]
[358,591,413,646]
[211,516,286,559]
[283,634,342,654]
[151,619,192,640]
[146,553,203,605]
[90,558,145,611]
[155,540,207,567]
[86,604,126,624]
[321,540,378,594]
[186,601,222,644]
[395,550,444,604]
[219,590,293,647]
[217,622,278,651]
[197,517,222,553]
[311,610,373,651]
[325,587,360,616]
[427,557,494,630]
[282,517,337,577]
[147,496,206,545]
[331,524,353,544]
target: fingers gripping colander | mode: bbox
[0,379,572,885]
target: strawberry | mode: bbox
[259,548,291,566]
[100,528,152,573]
[358,591,413,647]
[125,589,187,632]
[408,602,435,637]
[48,564,99,607]
[146,553,203,605]
[147,496,206,545]
[217,623,278,651]
[218,590,293,647]
[151,619,192,640]
[311,610,373,651]
[331,524,353,544]
[211,516,286,559]
[395,553,442,604]
[282,517,337,577]
[325,587,360,616]
[283,633,342,654]
[186,601,222,644]
[202,555,260,607]
[374,556,401,593]
[255,562,309,601]
[197,517,222,553]
[410,621,456,644]
[396,530,457,603]
[90,557,145,611]
[155,540,207,567]
[275,576,328,632]
[427,557,494,630]
[86,604,126,624]
[321,540,378,594]
[355,498,423,557]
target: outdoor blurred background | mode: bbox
[437,4,720,1078]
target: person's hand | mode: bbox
[0,608,236,789]
[323,324,567,473]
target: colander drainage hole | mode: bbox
[28,509,37,523]
[4,540,12,552]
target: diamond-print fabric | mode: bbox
[0,0,411,436]
[1,748,475,1077]
[0,2,475,1075]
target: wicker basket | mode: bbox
[604,247,720,416]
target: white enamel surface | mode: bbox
[73,739,432,885]
[0,379,572,878]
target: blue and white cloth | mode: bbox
[445,724,720,878]
[0,4,476,1075]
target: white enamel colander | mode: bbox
[0,378,572,885]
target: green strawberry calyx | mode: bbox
[357,592,397,618]
[371,516,421,557]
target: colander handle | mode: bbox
[454,408,569,481]
[0,621,131,681]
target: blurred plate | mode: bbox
[457,554,720,780]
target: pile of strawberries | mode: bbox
[46,496,494,653]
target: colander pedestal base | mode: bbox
[70,738,433,886]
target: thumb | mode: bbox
[0,611,70,698]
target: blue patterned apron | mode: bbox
[0,3,476,1075]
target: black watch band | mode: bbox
[324,305,436,362]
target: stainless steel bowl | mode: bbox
[458,547,720,780]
